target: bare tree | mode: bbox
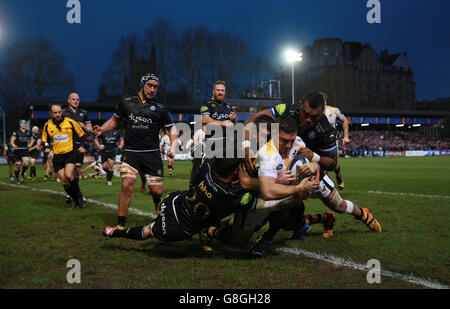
[0,38,75,109]
[178,25,213,104]
[100,33,144,97]
[145,17,178,104]
[206,31,252,98]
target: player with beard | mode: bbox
[93,73,178,229]
[190,81,237,188]
[42,103,87,208]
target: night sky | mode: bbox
[0,0,448,102]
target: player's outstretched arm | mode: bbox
[341,115,350,145]
[93,116,119,137]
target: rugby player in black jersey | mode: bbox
[10,120,32,183]
[103,154,318,245]
[94,130,123,185]
[190,81,237,188]
[93,73,178,229]
[3,140,16,181]
[28,126,42,180]
[64,93,91,173]
[245,92,381,233]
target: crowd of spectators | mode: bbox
[338,128,450,157]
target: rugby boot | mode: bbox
[249,236,273,257]
[322,211,336,238]
[359,208,382,232]
[66,195,73,205]
[288,222,311,240]
[103,225,126,237]
[199,228,213,252]
[336,172,344,191]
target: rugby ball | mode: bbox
[288,155,309,184]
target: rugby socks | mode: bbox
[117,216,127,227]
[63,184,78,203]
[30,166,36,178]
[14,169,20,180]
[112,226,146,240]
[21,166,28,177]
[106,170,113,182]
[335,165,341,175]
[305,214,323,225]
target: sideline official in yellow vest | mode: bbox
[42,103,87,208]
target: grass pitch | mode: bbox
[0,156,449,289]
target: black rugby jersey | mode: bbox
[11,129,31,149]
[174,159,256,235]
[200,99,233,140]
[63,108,90,145]
[271,103,338,154]
[114,96,174,151]
[30,133,42,148]
[99,131,121,152]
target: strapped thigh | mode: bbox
[119,162,138,179]
[145,174,163,186]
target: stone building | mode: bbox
[290,38,416,111]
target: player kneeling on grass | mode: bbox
[103,154,319,244]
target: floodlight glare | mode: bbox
[285,49,302,63]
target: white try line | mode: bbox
[276,247,449,289]
[0,181,156,219]
[0,181,447,289]
[368,190,450,200]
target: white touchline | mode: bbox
[368,190,450,200]
[0,181,156,219]
[1,181,447,289]
[276,247,449,289]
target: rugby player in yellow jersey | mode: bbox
[42,103,87,208]
[320,92,350,190]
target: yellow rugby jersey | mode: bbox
[255,137,305,178]
[324,105,346,129]
[42,117,85,155]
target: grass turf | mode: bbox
[0,156,449,289]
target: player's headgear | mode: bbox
[19,120,26,126]
[140,73,159,89]
[32,126,39,132]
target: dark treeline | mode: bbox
[99,17,276,106]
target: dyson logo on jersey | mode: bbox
[211,112,229,120]
[128,113,153,124]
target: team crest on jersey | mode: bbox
[150,105,156,111]
[79,113,84,117]
[276,163,283,171]
[308,131,316,139]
